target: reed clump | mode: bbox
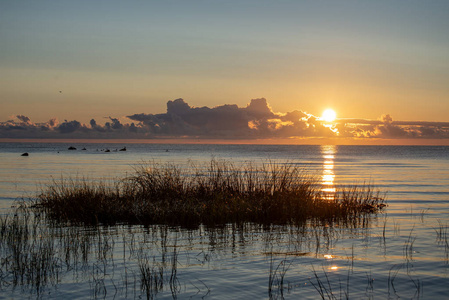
[37,160,385,226]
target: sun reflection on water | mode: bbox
[321,145,337,199]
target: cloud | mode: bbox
[105,117,124,130]
[58,120,83,134]
[47,118,59,128]
[1,98,449,140]
[126,98,333,139]
[16,115,32,124]
[340,115,449,139]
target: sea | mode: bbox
[0,142,448,299]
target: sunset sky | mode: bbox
[1,1,449,142]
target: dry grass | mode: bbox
[36,160,385,227]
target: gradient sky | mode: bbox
[1,0,449,131]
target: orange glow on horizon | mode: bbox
[1,138,449,146]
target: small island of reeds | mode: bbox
[36,160,386,227]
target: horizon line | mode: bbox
[1,138,449,146]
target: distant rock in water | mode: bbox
[21,152,29,156]
[68,146,77,150]
[82,147,87,150]
[105,149,111,152]
[119,147,126,151]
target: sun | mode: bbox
[321,109,337,122]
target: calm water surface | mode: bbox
[0,142,448,299]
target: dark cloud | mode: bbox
[47,118,58,128]
[58,120,83,134]
[1,98,449,140]
[148,99,308,137]
[105,117,124,130]
[16,115,32,124]
[245,98,276,119]
[340,115,449,139]
[381,114,393,124]
[127,98,317,138]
